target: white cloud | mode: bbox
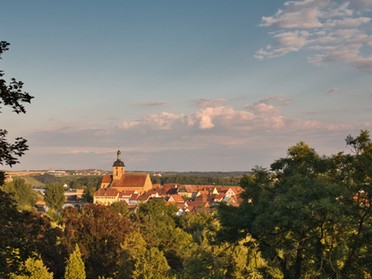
[259,115,286,128]
[120,96,335,134]
[21,95,371,171]
[123,112,185,130]
[352,56,372,72]
[193,106,255,129]
[193,98,226,108]
[327,123,354,131]
[260,0,325,29]
[256,0,372,72]
[275,31,310,48]
[247,103,280,114]
[260,95,293,106]
[324,17,370,28]
[290,119,322,129]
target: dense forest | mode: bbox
[0,130,371,278]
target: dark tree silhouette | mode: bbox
[0,41,33,184]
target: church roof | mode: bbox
[113,148,125,167]
[113,159,125,167]
[111,173,149,188]
[102,174,112,183]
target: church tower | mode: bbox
[112,148,125,180]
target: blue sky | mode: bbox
[1,0,371,171]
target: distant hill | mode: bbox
[20,176,46,188]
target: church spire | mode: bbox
[117,147,121,161]
[112,147,125,180]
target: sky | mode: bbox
[1,0,371,171]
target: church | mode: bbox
[93,149,153,205]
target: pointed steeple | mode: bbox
[112,147,125,180]
[117,148,121,161]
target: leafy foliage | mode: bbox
[132,247,170,279]
[0,189,64,277]
[10,255,53,279]
[2,178,38,210]
[62,205,132,278]
[119,231,170,279]
[218,131,372,279]
[44,183,65,211]
[0,122,370,278]
[110,201,130,217]
[65,244,86,279]
[0,41,33,184]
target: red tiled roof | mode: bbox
[168,194,184,204]
[94,187,119,197]
[122,190,137,195]
[129,194,140,201]
[101,174,112,183]
[137,193,150,202]
[194,194,209,202]
[111,173,148,188]
[183,185,198,193]
[196,185,215,191]
[118,190,137,198]
[36,200,46,205]
[186,200,210,212]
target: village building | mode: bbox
[93,149,153,205]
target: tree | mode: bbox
[110,201,130,217]
[0,188,64,278]
[2,178,38,210]
[132,247,170,279]
[62,205,132,278]
[65,244,86,279]
[118,231,148,278]
[0,42,65,278]
[0,189,29,275]
[44,183,65,211]
[10,255,53,279]
[0,41,33,184]
[134,199,178,247]
[218,132,372,279]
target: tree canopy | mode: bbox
[218,130,372,279]
[44,183,65,211]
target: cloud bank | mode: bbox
[14,96,372,171]
[255,0,372,72]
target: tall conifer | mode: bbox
[65,244,86,279]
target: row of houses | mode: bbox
[94,184,243,214]
[93,150,244,214]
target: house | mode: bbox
[178,185,198,198]
[35,200,48,212]
[94,149,154,205]
[93,187,119,205]
[167,194,185,204]
[185,200,210,213]
[118,190,138,204]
